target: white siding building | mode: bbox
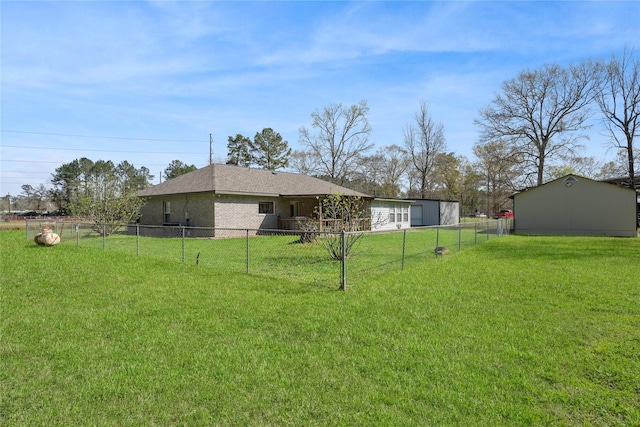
[370,199,412,231]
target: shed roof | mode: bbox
[511,174,639,198]
[513,174,637,198]
[599,175,640,191]
[138,163,371,198]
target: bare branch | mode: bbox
[595,47,640,189]
[299,100,373,185]
[475,62,599,185]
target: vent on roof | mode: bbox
[564,176,578,187]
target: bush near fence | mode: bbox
[26,219,510,289]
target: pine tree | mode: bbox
[226,134,253,167]
[251,128,291,170]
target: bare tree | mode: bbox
[431,152,463,201]
[404,101,446,198]
[595,47,640,190]
[288,149,319,176]
[379,145,409,198]
[546,155,601,180]
[20,184,49,211]
[476,62,601,186]
[473,140,521,214]
[298,100,373,185]
[597,148,640,179]
[352,152,385,197]
[458,160,485,216]
[350,145,409,198]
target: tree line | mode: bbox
[2,48,637,218]
[1,159,196,215]
[224,49,638,215]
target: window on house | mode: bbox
[163,201,171,223]
[402,206,409,222]
[388,206,396,223]
[259,201,274,214]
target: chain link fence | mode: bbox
[26,219,511,289]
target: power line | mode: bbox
[0,144,201,155]
[1,129,212,143]
[2,170,52,175]
[1,159,63,164]
[1,159,169,166]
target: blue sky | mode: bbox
[2,1,639,197]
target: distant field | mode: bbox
[0,221,25,230]
[1,230,639,425]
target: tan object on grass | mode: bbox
[34,230,61,246]
[434,246,449,255]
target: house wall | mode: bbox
[410,200,460,226]
[139,193,279,233]
[514,176,637,237]
[214,194,279,231]
[279,197,319,218]
[140,194,409,235]
[440,201,460,225]
[139,194,215,228]
[139,198,163,224]
[371,200,411,231]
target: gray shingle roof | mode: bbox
[137,163,371,198]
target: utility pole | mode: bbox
[210,133,216,232]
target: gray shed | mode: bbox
[410,199,460,226]
[513,174,637,237]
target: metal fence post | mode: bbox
[103,225,106,250]
[401,229,407,270]
[246,229,250,274]
[136,224,140,256]
[458,223,462,251]
[474,222,478,246]
[340,231,347,290]
[181,226,185,263]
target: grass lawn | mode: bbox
[25,221,503,288]
[1,230,639,425]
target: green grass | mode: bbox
[1,230,639,425]
[29,222,501,288]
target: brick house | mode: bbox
[137,163,411,236]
